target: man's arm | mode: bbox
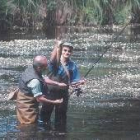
[36,96,63,104]
[50,40,62,64]
[44,77,67,88]
[27,79,63,104]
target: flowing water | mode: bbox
[0,26,140,140]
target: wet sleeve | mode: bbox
[27,79,43,97]
[71,64,80,83]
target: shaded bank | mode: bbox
[1,23,140,42]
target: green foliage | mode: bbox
[0,0,12,28]
[83,0,103,25]
[0,0,7,14]
[1,0,140,28]
[46,0,57,10]
[114,3,131,24]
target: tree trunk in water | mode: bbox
[43,1,73,39]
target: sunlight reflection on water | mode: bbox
[0,27,140,139]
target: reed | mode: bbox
[0,0,140,29]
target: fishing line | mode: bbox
[84,21,131,78]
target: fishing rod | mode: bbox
[54,22,130,96]
[84,22,130,78]
[70,22,130,96]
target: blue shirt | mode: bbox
[49,59,80,83]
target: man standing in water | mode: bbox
[40,41,85,132]
[16,55,67,125]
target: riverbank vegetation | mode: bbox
[0,0,140,31]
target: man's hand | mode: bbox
[57,82,67,87]
[71,79,86,87]
[54,98,63,104]
[79,79,86,85]
[57,82,68,89]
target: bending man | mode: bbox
[16,55,67,125]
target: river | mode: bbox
[0,25,140,140]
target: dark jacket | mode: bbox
[19,65,47,96]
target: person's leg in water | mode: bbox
[40,103,54,127]
[40,90,56,128]
[55,95,68,132]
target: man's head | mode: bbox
[33,55,48,74]
[61,42,73,59]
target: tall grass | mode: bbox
[0,0,140,28]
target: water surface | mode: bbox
[0,26,140,140]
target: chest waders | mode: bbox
[17,66,46,125]
[16,90,39,124]
[40,70,69,131]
